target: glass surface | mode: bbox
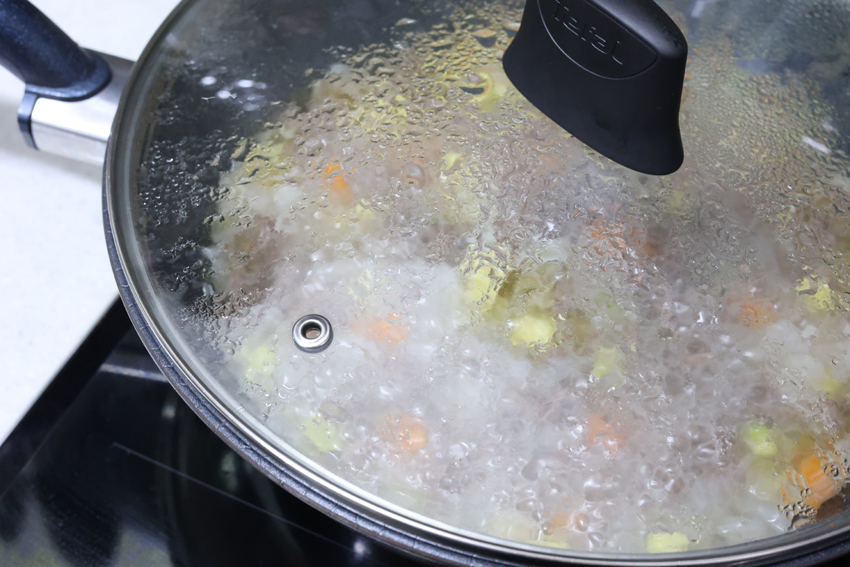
[111,0,850,559]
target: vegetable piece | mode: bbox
[646,532,689,553]
[301,414,344,453]
[586,414,623,454]
[322,162,343,177]
[739,298,777,329]
[592,347,624,378]
[470,68,509,112]
[512,263,561,311]
[814,374,848,401]
[466,265,500,309]
[365,315,408,346]
[232,343,276,385]
[384,414,429,452]
[795,277,836,312]
[459,250,506,313]
[550,511,573,530]
[740,420,778,458]
[487,510,540,542]
[442,151,462,171]
[584,220,632,263]
[327,175,353,206]
[322,161,354,206]
[536,536,569,549]
[794,453,839,510]
[509,313,557,347]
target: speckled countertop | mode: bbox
[0,0,181,443]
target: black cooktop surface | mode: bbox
[0,302,848,567]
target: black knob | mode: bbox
[503,0,688,175]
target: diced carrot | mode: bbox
[794,453,839,510]
[584,220,629,261]
[327,175,353,205]
[586,414,623,454]
[739,298,777,329]
[368,318,408,344]
[384,414,429,452]
[322,162,343,177]
[354,315,409,347]
[550,512,573,530]
[586,414,612,446]
[321,161,354,205]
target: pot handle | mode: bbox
[0,0,111,101]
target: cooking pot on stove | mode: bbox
[3,0,850,564]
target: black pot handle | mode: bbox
[0,0,111,101]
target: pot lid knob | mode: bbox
[503,0,688,175]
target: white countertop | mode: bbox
[0,0,181,443]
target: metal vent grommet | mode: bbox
[292,314,333,353]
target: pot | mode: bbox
[4,0,850,564]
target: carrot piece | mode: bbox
[384,414,429,452]
[794,453,839,510]
[353,314,409,347]
[322,162,343,177]
[586,414,623,454]
[584,220,629,261]
[739,299,776,329]
[321,161,354,205]
[367,318,408,344]
[327,175,353,205]
[550,512,573,530]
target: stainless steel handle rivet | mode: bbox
[292,314,333,353]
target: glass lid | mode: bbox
[108,0,850,561]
